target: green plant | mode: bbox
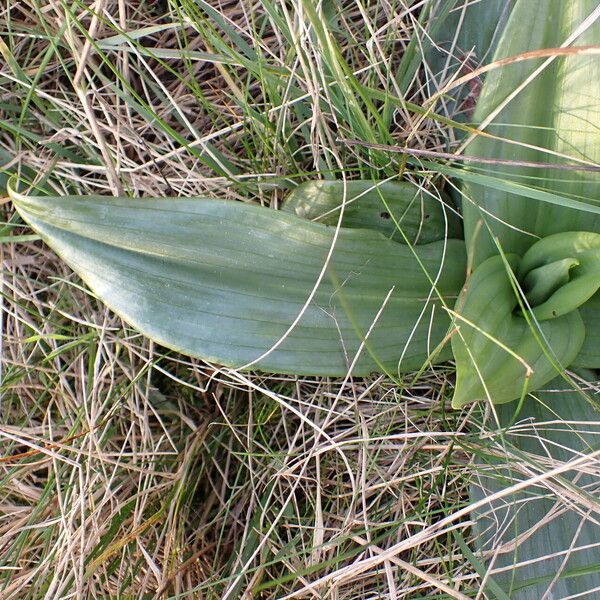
[7,0,600,597]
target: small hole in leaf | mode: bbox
[380,211,391,220]
[424,214,430,219]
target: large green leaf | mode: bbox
[10,188,466,376]
[472,374,600,599]
[462,0,600,266]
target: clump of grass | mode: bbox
[2,1,598,598]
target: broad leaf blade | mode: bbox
[462,0,600,266]
[471,374,600,598]
[12,192,466,376]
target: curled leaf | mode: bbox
[282,180,462,243]
[521,257,579,308]
[450,232,600,407]
[519,231,600,320]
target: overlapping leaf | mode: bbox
[282,180,463,243]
